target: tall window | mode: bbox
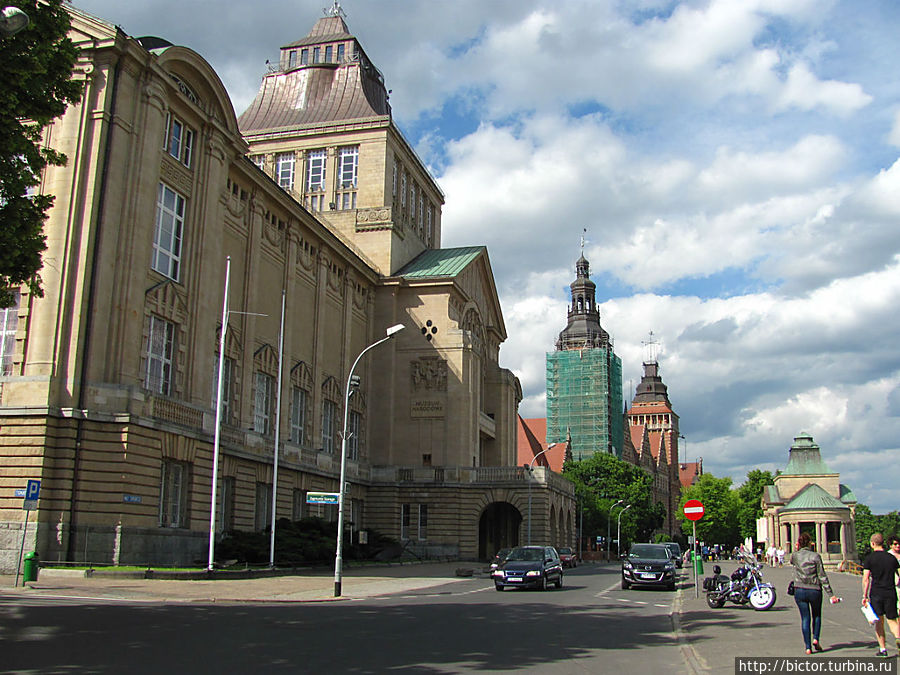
[313,46,321,63]
[300,48,309,65]
[392,161,398,198]
[212,355,234,423]
[337,44,345,61]
[348,410,362,460]
[338,146,358,189]
[0,290,19,376]
[164,113,194,168]
[152,183,185,281]
[401,504,410,540]
[400,172,407,207]
[159,460,189,528]
[255,482,273,531]
[306,149,326,192]
[146,316,175,395]
[321,399,337,453]
[426,205,434,245]
[221,476,235,531]
[290,386,307,444]
[418,504,428,540]
[275,153,295,191]
[254,372,274,435]
[418,194,425,234]
[325,45,333,62]
[292,488,306,520]
[288,50,297,68]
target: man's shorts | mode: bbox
[869,592,899,620]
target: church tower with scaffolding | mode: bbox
[545,253,624,460]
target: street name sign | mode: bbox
[306,492,340,505]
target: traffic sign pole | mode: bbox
[683,499,705,598]
[14,509,30,588]
[693,521,698,598]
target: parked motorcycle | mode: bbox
[702,555,776,610]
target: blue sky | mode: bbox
[73,0,900,515]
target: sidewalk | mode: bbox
[1,561,484,603]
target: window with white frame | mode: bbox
[392,161,398,198]
[338,146,358,189]
[348,409,362,460]
[254,482,273,531]
[152,183,185,281]
[401,503,410,540]
[0,290,19,376]
[250,154,265,170]
[426,205,434,245]
[164,113,194,168]
[418,194,424,234]
[254,372,274,435]
[146,315,175,395]
[306,149,326,192]
[400,172,407,207]
[290,386,307,445]
[321,398,337,453]
[409,182,415,215]
[159,460,189,528]
[275,153,295,191]
[418,504,428,540]
[212,354,234,424]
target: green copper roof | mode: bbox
[839,484,857,504]
[783,483,849,511]
[783,432,833,475]
[763,485,783,504]
[395,247,484,279]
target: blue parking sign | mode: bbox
[25,480,40,500]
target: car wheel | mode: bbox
[667,582,676,591]
[495,584,504,592]
[621,578,630,590]
[539,575,547,591]
[555,573,563,589]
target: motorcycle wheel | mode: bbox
[749,586,776,610]
[706,593,725,609]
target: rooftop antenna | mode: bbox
[324,1,347,18]
[641,330,659,363]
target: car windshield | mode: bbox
[629,545,670,560]
[506,547,544,562]
[557,547,572,555]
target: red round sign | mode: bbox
[683,499,705,521]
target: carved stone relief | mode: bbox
[411,356,447,392]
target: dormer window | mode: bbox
[300,49,309,65]
[337,44,345,61]
[325,45,333,62]
[313,47,321,63]
[289,50,297,68]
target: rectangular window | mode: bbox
[337,44,345,61]
[222,476,235,531]
[164,113,194,168]
[146,316,175,395]
[392,161,398,197]
[400,172,407,207]
[289,50,297,68]
[250,154,265,170]
[401,504,410,540]
[409,182,416,214]
[339,192,356,210]
[159,460,189,528]
[292,488,306,520]
[255,482,273,531]
[427,205,434,245]
[325,45,333,62]
[254,372,273,435]
[275,153,295,191]
[338,146,358,189]
[0,290,19,376]
[321,399,337,453]
[152,183,185,280]
[348,410,361,460]
[418,194,424,232]
[306,149,326,192]
[300,48,309,65]
[313,47,321,63]
[418,504,428,540]
[212,355,234,424]
[290,386,307,445]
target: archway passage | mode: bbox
[479,502,522,561]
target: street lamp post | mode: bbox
[0,6,29,37]
[606,499,625,561]
[334,323,405,597]
[527,443,556,546]
[617,504,633,558]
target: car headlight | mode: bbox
[623,562,633,570]
[492,570,503,578]
[525,570,542,577]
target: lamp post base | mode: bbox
[334,581,342,597]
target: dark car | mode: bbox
[663,542,683,568]
[621,543,677,590]
[492,545,563,591]
[557,546,577,568]
[489,548,512,570]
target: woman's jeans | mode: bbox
[794,587,823,650]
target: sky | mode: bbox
[71,0,900,515]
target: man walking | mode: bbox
[862,532,900,657]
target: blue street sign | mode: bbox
[14,489,26,497]
[25,480,40,500]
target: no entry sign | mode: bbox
[683,499,705,521]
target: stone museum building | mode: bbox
[0,4,575,570]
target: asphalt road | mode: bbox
[0,562,893,674]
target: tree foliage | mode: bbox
[563,452,666,551]
[0,0,82,307]
[677,473,740,547]
[853,505,900,557]
[735,469,775,540]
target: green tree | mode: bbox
[563,453,666,552]
[735,469,775,540]
[854,505,900,557]
[677,473,740,547]
[0,0,82,307]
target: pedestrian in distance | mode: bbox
[887,535,900,631]
[862,532,900,658]
[790,532,839,655]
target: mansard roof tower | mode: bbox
[238,2,441,276]
[546,252,624,460]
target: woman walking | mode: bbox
[790,532,839,655]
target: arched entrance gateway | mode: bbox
[479,502,522,560]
